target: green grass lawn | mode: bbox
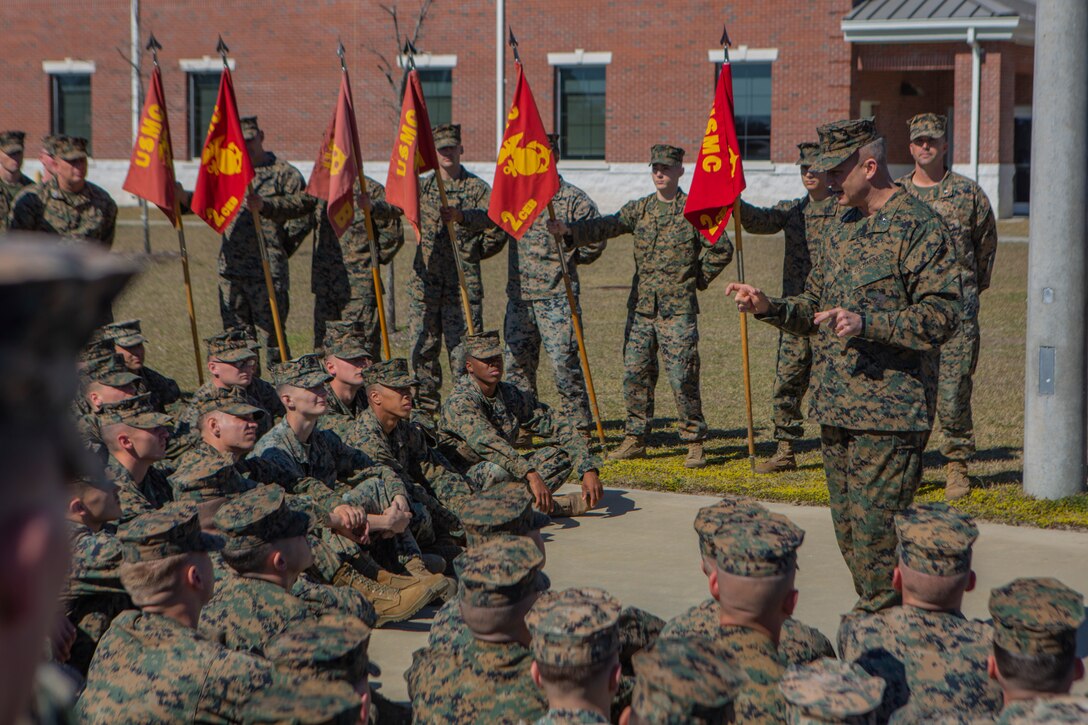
[111,209,1088,529]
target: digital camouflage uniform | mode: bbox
[217,120,315,363]
[628,636,746,724]
[564,146,733,442]
[75,353,141,464]
[437,338,601,493]
[758,119,961,612]
[105,454,173,526]
[527,587,622,725]
[993,696,1088,724]
[99,319,182,413]
[738,183,839,443]
[61,520,131,676]
[312,175,404,351]
[0,130,34,229]
[11,136,117,248]
[838,502,1001,722]
[496,178,604,430]
[779,657,885,724]
[77,504,320,724]
[897,114,998,466]
[406,537,550,724]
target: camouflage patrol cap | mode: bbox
[212,484,310,552]
[40,135,59,156]
[781,658,885,723]
[712,513,805,577]
[630,637,746,724]
[0,130,25,154]
[364,357,418,389]
[527,587,622,669]
[97,393,173,430]
[989,577,1084,656]
[464,330,503,360]
[82,353,140,387]
[461,482,550,547]
[205,329,258,363]
[242,675,364,725]
[693,496,769,558]
[997,696,1088,724]
[271,354,332,389]
[432,123,461,149]
[52,135,88,161]
[101,319,147,348]
[812,119,880,172]
[907,113,947,141]
[171,455,256,506]
[456,536,549,608]
[265,613,377,683]
[796,142,821,167]
[192,384,266,419]
[78,337,119,365]
[895,501,978,576]
[322,320,372,361]
[118,502,223,562]
[240,116,261,141]
[650,144,685,167]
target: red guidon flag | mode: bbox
[487,63,558,239]
[191,66,254,233]
[308,71,361,238]
[122,65,178,224]
[683,58,747,243]
[385,70,439,240]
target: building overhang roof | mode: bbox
[843,0,1035,44]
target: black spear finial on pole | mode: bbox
[217,35,229,67]
[403,39,417,71]
[721,24,732,63]
[508,27,521,64]
[337,38,347,72]
[147,33,162,68]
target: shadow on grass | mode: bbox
[921,445,1021,470]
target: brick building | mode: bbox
[0,0,1034,214]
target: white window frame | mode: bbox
[179,57,236,72]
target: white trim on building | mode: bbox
[547,50,612,66]
[397,53,457,68]
[178,57,236,72]
[706,47,779,63]
[41,59,96,74]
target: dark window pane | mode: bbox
[188,72,220,159]
[713,61,772,161]
[418,68,453,127]
[52,75,92,154]
[557,66,605,160]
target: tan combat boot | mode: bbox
[684,442,707,469]
[331,564,433,627]
[945,461,971,501]
[607,435,647,461]
[404,557,457,601]
[551,492,590,517]
[754,440,797,474]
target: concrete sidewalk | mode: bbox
[369,485,1088,703]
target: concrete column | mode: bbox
[1023,0,1088,499]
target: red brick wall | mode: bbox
[0,0,855,165]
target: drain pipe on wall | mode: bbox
[968,26,982,183]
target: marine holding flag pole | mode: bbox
[122,34,204,384]
[497,29,607,446]
[683,24,757,467]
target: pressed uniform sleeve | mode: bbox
[568,198,641,248]
[258,164,317,225]
[468,181,509,261]
[738,198,794,235]
[973,191,998,292]
[697,232,734,290]
[758,264,825,337]
[366,178,405,264]
[568,188,606,265]
[442,390,535,480]
[98,194,118,247]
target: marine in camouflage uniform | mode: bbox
[988,578,1086,724]
[738,142,839,473]
[77,504,331,724]
[625,637,745,725]
[99,319,182,413]
[437,331,602,517]
[553,144,733,467]
[74,352,142,464]
[312,175,404,352]
[527,587,622,725]
[98,394,175,525]
[779,657,885,724]
[370,123,508,418]
[11,136,117,248]
[838,502,1002,722]
[214,117,315,363]
[406,537,550,724]
[897,113,999,499]
[744,119,961,612]
[659,497,835,665]
[0,130,35,229]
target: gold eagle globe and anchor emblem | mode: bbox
[498,132,552,178]
[201,135,245,177]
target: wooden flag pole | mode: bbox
[433,176,477,336]
[547,202,606,445]
[248,185,290,363]
[733,203,757,467]
[338,43,391,360]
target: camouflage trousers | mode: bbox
[772,331,813,441]
[504,295,592,430]
[821,425,928,612]
[464,446,573,493]
[218,275,291,364]
[313,288,382,359]
[936,318,980,462]
[408,277,484,416]
[622,311,707,442]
